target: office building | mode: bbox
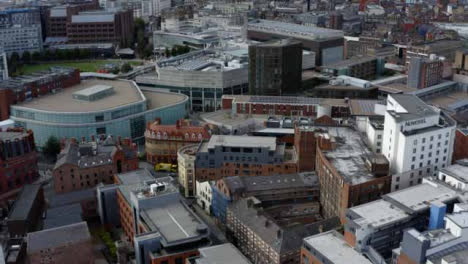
[145,118,211,165]
[437,160,468,191]
[0,8,41,27]
[394,210,468,264]
[97,170,211,264]
[27,222,93,264]
[248,39,302,96]
[137,48,249,112]
[53,136,138,194]
[0,49,8,81]
[10,78,188,147]
[301,231,372,264]
[0,128,38,195]
[187,243,251,264]
[212,172,319,224]
[0,67,80,121]
[7,184,44,237]
[151,0,171,16]
[0,24,42,56]
[321,56,384,79]
[382,94,456,191]
[226,197,340,264]
[315,126,391,221]
[407,56,443,89]
[344,179,467,262]
[454,49,468,75]
[195,135,298,182]
[46,0,100,38]
[67,9,133,46]
[406,40,462,64]
[247,20,344,66]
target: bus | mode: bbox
[154,163,177,173]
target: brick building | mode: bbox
[66,9,134,46]
[195,135,298,182]
[97,170,211,264]
[0,67,80,121]
[53,136,138,193]
[226,197,340,264]
[46,0,100,38]
[221,95,350,119]
[407,56,443,89]
[145,118,211,165]
[0,128,38,195]
[27,222,93,264]
[452,128,468,163]
[314,126,391,222]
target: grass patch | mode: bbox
[19,60,142,75]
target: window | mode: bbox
[377,135,382,139]
[396,177,400,182]
[413,139,418,145]
[422,138,426,143]
[430,136,434,141]
[412,157,416,162]
[413,148,416,154]
[438,134,442,139]
[175,258,183,264]
[96,127,106,135]
[395,184,399,190]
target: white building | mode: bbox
[0,50,8,81]
[437,160,468,191]
[151,0,171,16]
[365,116,384,154]
[382,94,456,191]
[0,24,42,56]
[196,180,212,214]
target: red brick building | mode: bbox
[27,222,94,264]
[46,0,100,38]
[53,136,138,193]
[314,126,391,222]
[221,95,350,119]
[0,67,80,121]
[145,118,211,165]
[452,128,468,163]
[0,128,38,195]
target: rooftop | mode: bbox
[304,231,372,264]
[349,99,383,116]
[15,79,142,113]
[205,135,277,151]
[324,56,377,69]
[27,222,91,253]
[8,184,42,221]
[224,172,318,194]
[116,169,155,203]
[387,94,439,122]
[440,163,468,183]
[320,126,382,184]
[224,95,347,106]
[0,131,27,141]
[348,199,409,229]
[247,19,343,41]
[383,182,459,213]
[195,243,252,264]
[446,211,468,228]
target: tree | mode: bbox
[165,47,170,57]
[8,52,20,75]
[44,49,52,61]
[32,51,41,61]
[21,51,31,64]
[42,136,61,160]
[120,63,132,73]
[73,48,80,60]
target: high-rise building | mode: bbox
[0,49,8,81]
[407,55,443,89]
[249,39,302,96]
[0,24,42,56]
[382,94,456,191]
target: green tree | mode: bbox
[165,47,170,57]
[73,48,80,60]
[21,51,31,64]
[120,63,132,73]
[44,49,52,61]
[32,51,41,61]
[171,47,178,56]
[143,43,153,58]
[111,66,120,74]
[8,52,20,75]
[55,49,66,60]
[64,49,74,60]
[42,136,61,160]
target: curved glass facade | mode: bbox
[11,91,188,147]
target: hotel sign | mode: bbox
[405,119,426,127]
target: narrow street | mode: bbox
[191,203,228,244]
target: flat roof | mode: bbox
[224,172,318,193]
[440,164,468,183]
[348,199,409,228]
[224,95,348,106]
[248,19,343,40]
[383,182,458,213]
[197,243,251,264]
[388,94,438,122]
[445,211,468,228]
[8,184,41,221]
[349,100,383,116]
[206,135,277,151]
[15,79,142,113]
[72,84,113,97]
[304,231,372,264]
[324,56,377,69]
[116,169,155,203]
[141,201,206,242]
